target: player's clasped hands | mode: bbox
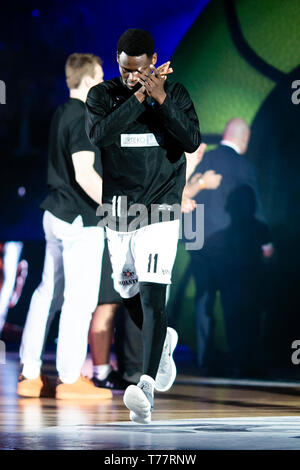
[137,63,169,104]
[156,61,173,79]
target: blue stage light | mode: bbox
[31,9,40,17]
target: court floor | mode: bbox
[1,353,300,450]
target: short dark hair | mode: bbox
[117,29,155,58]
[65,53,102,89]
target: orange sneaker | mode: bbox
[17,374,56,398]
[56,376,113,400]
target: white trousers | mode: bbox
[19,211,105,383]
[0,242,23,333]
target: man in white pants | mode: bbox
[18,53,112,399]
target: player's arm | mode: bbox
[181,196,196,214]
[138,66,201,152]
[72,151,103,205]
[181,168,222,213]
[157,84,201,152]
[185,143,207,181]
[85,84,146,148]
[184,171,223,198]
[86,64,174,147]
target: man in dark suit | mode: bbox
[189,118,273,376]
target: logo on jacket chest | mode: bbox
[121,133,164,147]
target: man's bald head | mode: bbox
[222,118,251,154]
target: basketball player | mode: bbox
[90,60,175,392]
[18,54,112,399]
[86,29,201,422]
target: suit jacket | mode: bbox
[191,144,271,255]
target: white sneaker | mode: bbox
[129,410,151,424]
[123,375,154,424]
[155,327,178,392]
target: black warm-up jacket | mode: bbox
[85,77,201,229]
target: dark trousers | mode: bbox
[114,305,142,382]
[190,252,264,372]
[119,283,167,381]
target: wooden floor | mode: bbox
[1,353,300,450]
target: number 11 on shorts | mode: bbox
[148,253,158,273]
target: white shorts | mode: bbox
[106,220,180,298]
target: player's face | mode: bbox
[117,52,157,90]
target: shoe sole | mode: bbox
[17,388,42,398]
[17,384,55,398]
[130,410,151,424]
[123,385,151,419]
[155,327,178,392]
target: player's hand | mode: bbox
[184,172,204,198]
[181,196,197,213]
[134,84,147,103]
[157,61,173,80]
[188,172,203,187]
[137,65,167,105]
[202,170,222,189]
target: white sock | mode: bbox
[22,364,41,380]
[58,374,80,384]
[93,364,112,380]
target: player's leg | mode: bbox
[55,217,111,399]
[123,220,180,423]
[120,280,174,389]
[89,237,128,390]
[139,281,168,379]
[114,305,143,384]
[104,227,144,388]
[135,219,180,386]
[105,226,143,328]
[122,292,143,329]
[105,226,153,418]
[89,303,117,377]
[122,281,168,423]
[18,211,64,397]
[89,303,133,390]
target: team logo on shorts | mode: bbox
[119,267,138,286]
